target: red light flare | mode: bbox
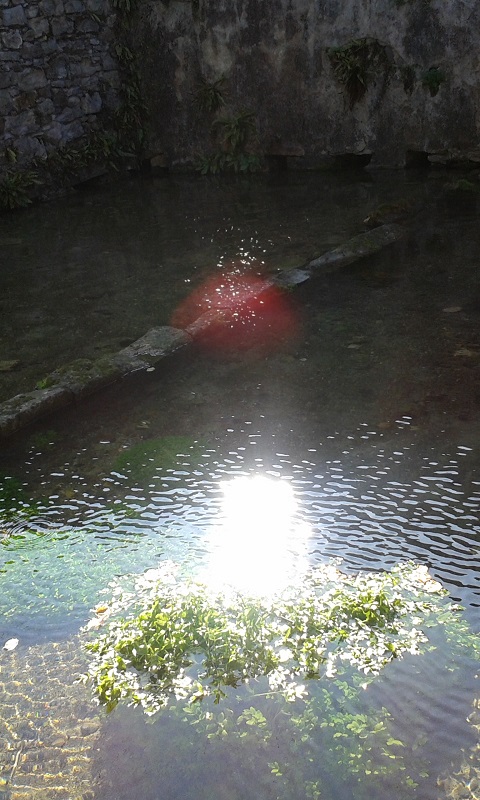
[171,268,301,354]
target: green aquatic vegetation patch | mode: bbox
[84,562,479,798]
[84,561,479,714]
[0,473,39,522]
[0,518,167,627]
[112,435,204,482]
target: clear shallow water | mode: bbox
[0,169,479,799]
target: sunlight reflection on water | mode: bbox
[203,475,310,596]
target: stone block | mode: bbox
[43,120,64,142]
[65,0,85,10]
[15,134,47,159]
[1,30,23,49]
[70,59,99,78]
[2,5,27,26]
[41,38,59,53]
[13,91,37,111]
[113,327,191,373]
[0,71,14,89]
[56,105,83,123]
[4,108,36,135]
[0,50,21,61]
[85,0,108,11]
[51,15,74,36]
[0,387,72,438]
[101,53,116,71]
[61,119,85,140]
[0,90,14,116]
[75,17,99,33]
[37,98,55,116]
[80,91,102,113]
[17,68,48,90]
[28,17,50,37]
[48,56,69,79]
[39,0,64,15]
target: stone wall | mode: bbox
[0,0,121,176]
[136,0,480,169]
[2,0,480,181]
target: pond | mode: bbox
[0,169,479,800]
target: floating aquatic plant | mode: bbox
[84,561,477,714]
[83,562,479,798]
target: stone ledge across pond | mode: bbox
[0,224,405,439]
[0,327,192,438]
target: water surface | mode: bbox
[0,169,479,800]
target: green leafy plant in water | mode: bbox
[327,38,390,108]
[421,66,446,97]
[196,151,261,176]
[83,561,480,798]
[29,430,58,451]
[195,76,227,114]
[84,561,479,713]
[0,171,41,211]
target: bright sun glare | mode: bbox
[204,475,309,596]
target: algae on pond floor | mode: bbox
[112,435,205,484]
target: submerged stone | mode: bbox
[40,356,123,399]
[0,386,71,437]
[112,326,191,372]
[0,359,20,372]
[0,327,191,437]
[274,223,406,287]
[304,224,406,273]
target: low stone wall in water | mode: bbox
[0,223,405,438]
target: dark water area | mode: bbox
[0,169,479,800]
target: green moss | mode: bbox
[113,435,203,482]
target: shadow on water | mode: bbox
[0,170,479,799]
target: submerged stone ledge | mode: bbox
[0,386,72,439]
[0,225,403,439]
[273,223,406,287]
[0,327,191,439]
